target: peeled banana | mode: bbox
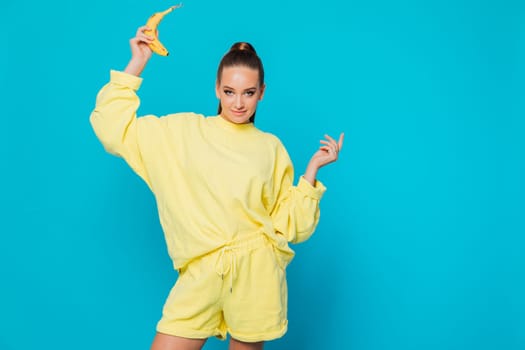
[144,4,182,56]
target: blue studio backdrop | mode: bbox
[1,0,524,349]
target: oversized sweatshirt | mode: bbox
[90,70,326,270]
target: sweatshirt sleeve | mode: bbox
[269,141,327,244]
[89,70,154,188]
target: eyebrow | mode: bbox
[223,85,258,91]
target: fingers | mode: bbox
[324,134,337,144]
[319,140,336,151]
[129,26,156,59]
[134,25,156,43]
[319,144,339,160]
[321,134,340,153]
[338,132,345,151]
[316,132,345,167]
[324,134,339,150]
[322,133,345,150]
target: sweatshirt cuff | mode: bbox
[110,70,143,91]
[297,176,327,200]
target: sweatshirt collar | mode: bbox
[212,115,255,132]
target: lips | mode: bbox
[231,110,247,116]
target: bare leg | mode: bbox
[229,338,264,350]
[150,332,207,350]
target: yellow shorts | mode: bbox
[156,233,288,342]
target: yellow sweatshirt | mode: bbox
[90,70,326,270]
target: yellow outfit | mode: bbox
[90,70,326,341]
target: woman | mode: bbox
[90,25,344,350]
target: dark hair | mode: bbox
[216,42,265,123]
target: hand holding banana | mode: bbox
[125,4,182,76]
[144,4,182,56]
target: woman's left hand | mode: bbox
[310,133,345,169]
[302,133,344,186]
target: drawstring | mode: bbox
[213,233,266,293]
[215,246,237,293]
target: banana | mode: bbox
[144,4,182,56]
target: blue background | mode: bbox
[1,0,524,349]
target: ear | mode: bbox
[259,83,266,101]
[215,81,221,99]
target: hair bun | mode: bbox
[229,42,257,54]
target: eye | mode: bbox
[244,90,256,97]
[224,89,234,96]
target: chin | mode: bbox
[229,114,251,124]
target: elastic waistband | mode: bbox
[216,231,269,253]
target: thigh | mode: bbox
[229,337,264,350]
[150,332,207,350]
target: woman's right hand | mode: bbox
[124,26,156,76]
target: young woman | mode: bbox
[90,26,344,350]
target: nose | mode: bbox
[234,95,244,109]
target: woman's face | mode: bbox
[216,66,265,124]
